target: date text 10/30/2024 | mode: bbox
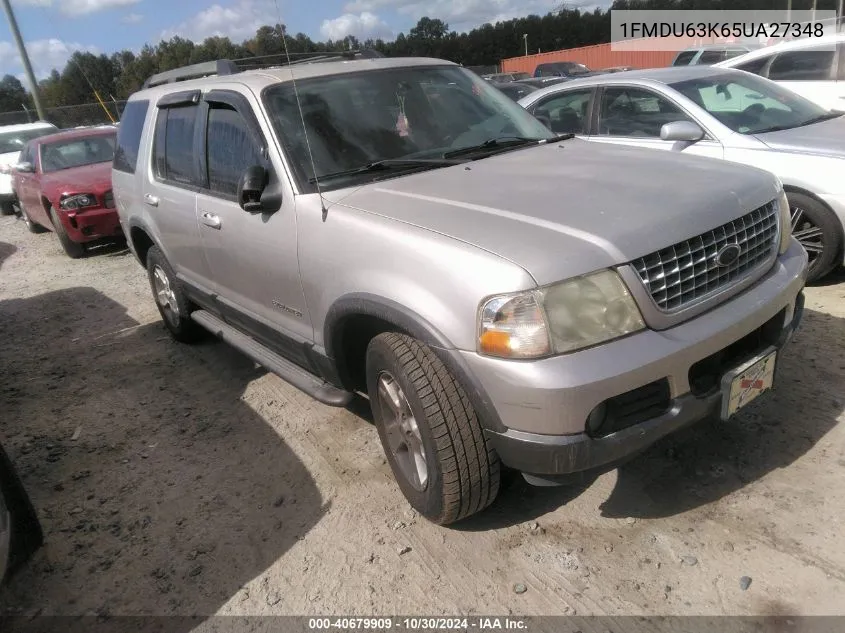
[308,618,529,630]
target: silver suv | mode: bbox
[113,56,808,524]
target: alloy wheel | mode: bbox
[791,205,824,266]
[152,265,179,325]
[376,371,428,491]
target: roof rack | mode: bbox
[142,50,385,89]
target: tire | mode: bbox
[366,332,500,524]
[47,206,85,259]
[145,246,203,343]
[0,201,15,216]
[19,203,46,234]
[788,192,842,283]
[0,444,43,578]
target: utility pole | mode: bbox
[0,0,46,121]
[523,33,528,56]
[839,0,844,31]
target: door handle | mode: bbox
[143,193,159,207]
[200,212,222,229]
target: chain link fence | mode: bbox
[0,100,125,129]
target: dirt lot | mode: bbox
[1,212,844,620]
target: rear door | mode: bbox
[146,92,214,295]
[765,44,839,110]
[193,88,313,364]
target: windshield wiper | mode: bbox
[754,112,843,134]
[442,134,574,159]
[309,158,465,184]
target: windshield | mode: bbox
[0,127,55,155]
[40,133,115,173]
[262,65,553,191]
[670,72,833,134]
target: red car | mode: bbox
[13,126,121,258]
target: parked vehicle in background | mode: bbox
[533,61,594,78]
[115,55,805,524]
[672,44,761,67]
[603,66,637,73]
[716,34,845,111]
[13,125,120,258]
[514,76,573,89]
[1,441,42,585]
[518,65,845,281]
[0,122,58,215]
[491,81,538,101]
[482,72,531,82]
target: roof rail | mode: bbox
[142,60,240,89]
[141,50,385,88]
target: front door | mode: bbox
[591,86,724,160]
[194,90,312,364]
[15,144,44,223]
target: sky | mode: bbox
[0,0,611,81]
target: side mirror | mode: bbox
[14,162,34,173]
[237,165,280,213]
[660,120,705,143]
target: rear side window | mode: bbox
[113,99,149,174]
[205,105,264,197]
[697,49,726,65]
[768,49,835,81]
[735,56,770,76]
[153,106,200,186]
[673,51,697,66]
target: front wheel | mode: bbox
[145,246,202,343]
[788,192,842,282]
[48,206,85,258]
[366,332,500,524]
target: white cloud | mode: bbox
[121,11,143,23]
[320,12,392,41]
[343,0,611,30]
[0,38,100,79]
[12,0,142,15]
[160,0,265,43]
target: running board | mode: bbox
[190,309,353,407]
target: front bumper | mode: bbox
[463,240,808,477]
[0,173,13,198]
[58,206,122,243]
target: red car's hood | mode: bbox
[41,162,112,197]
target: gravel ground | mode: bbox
[1,212,844,620]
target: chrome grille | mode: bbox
[632,201,779,312]
[103,190,115,209]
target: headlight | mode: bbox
[777,189,791,254]
[478,270,645,359]
[60,194,96,210]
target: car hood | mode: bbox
[40,162,113,197]
[326,140,779,285]
[754,116,845,157]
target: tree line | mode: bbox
[0,0,838,123]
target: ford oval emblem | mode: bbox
[715,243,741,267]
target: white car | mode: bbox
[715,33,845,112]
[518,65,845,281]
[0,121,57,215]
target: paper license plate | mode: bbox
[720,349,777,420]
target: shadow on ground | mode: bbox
[0,286,326,624]
[458,308,842,530]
